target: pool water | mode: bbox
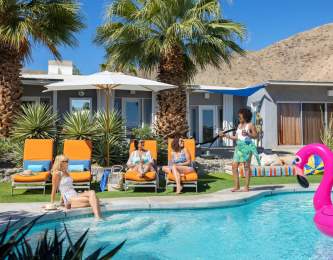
[28,192,333,260]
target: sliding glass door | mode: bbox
[302,103,324,144]
[278,103,302,145]
[278,102,330,145]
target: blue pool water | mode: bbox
[28,192,333,260]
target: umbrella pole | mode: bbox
[106,86,111,167]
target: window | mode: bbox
[190,108,197,139]
[70,98,92,113]
[21,96,40,106]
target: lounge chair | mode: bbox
[11,139,54,195]
[124,140,159,192]
[63,140,92,190]
[164,138,198,192]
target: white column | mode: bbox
[223,94,234,146]
[151,92,157,127]
[52,91,57,113]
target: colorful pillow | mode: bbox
[68,164,85,172]
[23,160,51,172]
[304,155,324,175]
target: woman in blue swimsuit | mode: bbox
[163,137,194,194]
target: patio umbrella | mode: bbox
[44,71,176,166]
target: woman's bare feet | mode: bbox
[241,187,250,192]
[176,186,183,194]
[231,187,240,192]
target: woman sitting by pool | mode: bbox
[50,155,102,219]
[162,137,194,194]
[219,108,260,192]
[127,139,155,178]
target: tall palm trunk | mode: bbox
[155,45,189,138]
[0,45,22,137]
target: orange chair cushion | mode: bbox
[63,140,92,160]
[129,140,157,160]
[166,170,198,182]
[24,139,54,160]
[12,172,50,182]
[125,170,156,182]
[69,171,91,182]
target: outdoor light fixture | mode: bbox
[328,90,333,97]
[130,90,136,95]
[204,93,210,99]
[78,91,85,97]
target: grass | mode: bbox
[0,173,323,203]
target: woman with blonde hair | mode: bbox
[50,155,102,219]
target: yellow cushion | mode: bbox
[166,170,198,182]
[69,171,91,182]
[125,171,156,181]
[12,172,50,182]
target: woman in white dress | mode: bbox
[127,139,155,177]
[50,155,102,219]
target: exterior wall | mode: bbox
[189,92,223,105]
[57,90,97,116]
[247,84,333,149]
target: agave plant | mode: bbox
[61,110,98,140]
[11,103,58,141]
[321,114,333,151]
[0,216,126,259]
[95,110,126,166]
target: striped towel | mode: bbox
[238,165,296,177]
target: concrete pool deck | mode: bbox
[0,183,318,227]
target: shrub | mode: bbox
[131,125,155,140]
[0,216,126,259]
[11,103,58,141]
[61,110,98,140]
[321,114,333,151]
[93,111,126,166]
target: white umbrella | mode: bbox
[45,71,175,166]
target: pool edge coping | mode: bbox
[0,183,317,229]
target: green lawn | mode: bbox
[0,173,322,203]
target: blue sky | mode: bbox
[25,0,333,74]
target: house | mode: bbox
[21,61,236,145]
[21,24,333,149]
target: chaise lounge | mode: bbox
[63,139,92,190]
[11,139,54,195]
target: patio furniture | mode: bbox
[11,139,54,195]
[164,139,198,192]
[124,140,159,192]
[63,139,92,190]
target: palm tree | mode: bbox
[0,0,84,137]
[95,0,245,137]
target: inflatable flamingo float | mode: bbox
[294,143,333,237]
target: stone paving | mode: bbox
[0,183,318,228]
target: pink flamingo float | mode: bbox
[294,143,333,237]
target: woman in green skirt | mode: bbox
[219,108,260,192]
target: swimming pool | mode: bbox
[28,192,333,260]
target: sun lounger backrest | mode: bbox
[24,139,54,160]
[168,138,196,162]
[129,140,157,160]
[63,140,92,160]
